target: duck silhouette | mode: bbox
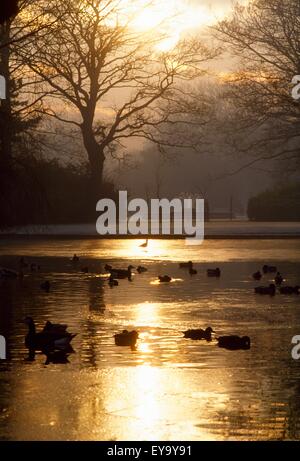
[24,317,76,353]
[207,268,221,277]
[158,275,172,283]
[42,321,68,334]
[252,271,262,281]
[110,265,134,279]
[114,330,139,347]
[255,284,276,296]
[137,266,148,274]
[262,265,277,274]
[279,285,300,295]
[274,272,283,286]
[189,267,197,275]
[179,261,193,269]
[183,327,214,341]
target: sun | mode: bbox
[124,0,222,52]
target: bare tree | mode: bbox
[213,0,300,170]
[18,0,218,191]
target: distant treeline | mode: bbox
[0,158,116,228]
[248,183,300,221]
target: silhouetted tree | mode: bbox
[213,0,300,170]
[19,0,217,192]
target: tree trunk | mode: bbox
[81,124,105,196]
[0,22,12,168]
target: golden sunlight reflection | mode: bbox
[131,365,162,438]
[134,302,159,325]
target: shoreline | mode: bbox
[1,234,300,240]
[1,221,300,240]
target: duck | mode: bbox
[104,264,112,271]
[207,268,221,277]
[114,330,139,347]
[139,239,148,248]
[137,266,148,274]
[255,284,276,296]
[40,280,51,292]
[274,272,283,286]
[24,317,76,352]
[183,327,214,341]
[179,261,193,269]
[158,275,172,283]
[279,285,300,295]
[72,254,80,262]
[252,271,262,281]
[189,267,197,275]
[42,321,68,334]
[262,265,277,274]
[0,267,19,279]
[218,335,251,350]
[110,265,134,279]
[109,275,119,287]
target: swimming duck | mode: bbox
[218,335,251,350]
[114,330,139,347]
[262,265,277,274]
[24,317,76,352]
[109,275,119,287]
[207,268,221,277]
[274,272,283,286]
[0,267,19,278]
[255,284,276,296]
[179,261,193,269]
[183,327,214,341]
[72,254,80,262]
[158,275,172,283]
[110,265,134,279]
[40,280,51,292]
[42,321,68,335]
[279,286,300,295]
[252,271,262,281]
[189,267,197,275]
[137,266,148,274]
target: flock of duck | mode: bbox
[1,252,298,362]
